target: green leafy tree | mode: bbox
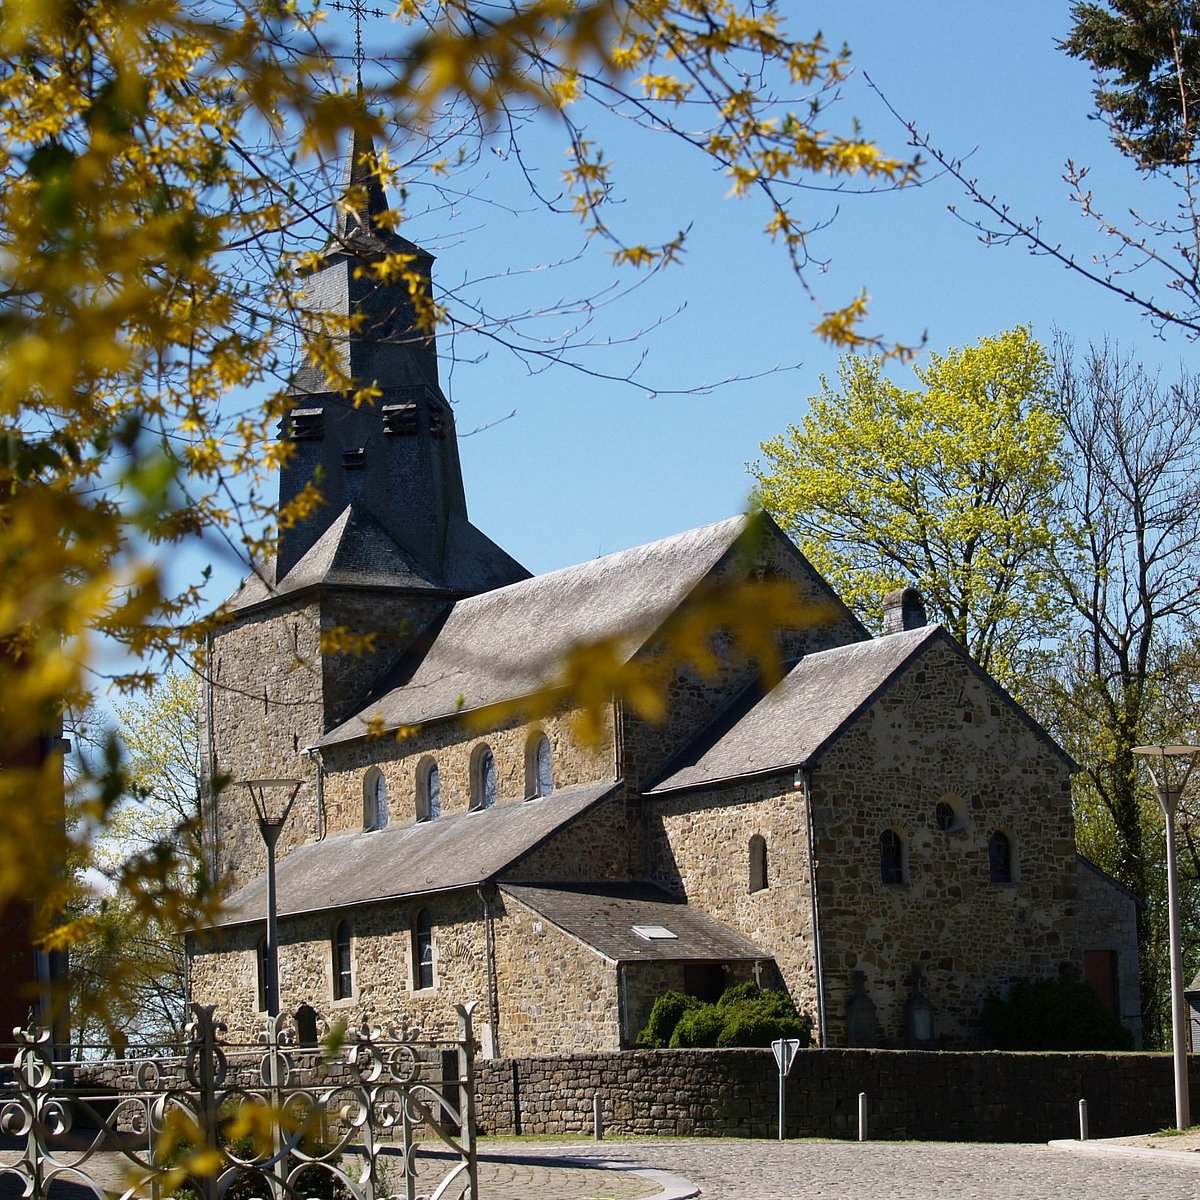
[751,327,1065,694]
[636,982,812,1050]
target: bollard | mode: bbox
[1078,1098,1088,1142]
[593,1093,604,1141]
[858,1092,868,1142]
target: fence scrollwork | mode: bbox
[0,1003,478,1200]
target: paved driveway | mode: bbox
[486,1138,1200,1200]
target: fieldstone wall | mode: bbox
[646,779,819,1023]
[474,1047,1200,1142]
[319,706,615,834]
[1076,855,1142,1047]
[189,891,490,1045]
[619,540,864,792]
[811,636,1078,1049]
[204,587,448,891]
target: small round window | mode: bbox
[934,793,965,832]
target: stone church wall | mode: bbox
[619,537,863,791]
[810,636,1078,1048]
[189,890,492,1045]
[318,706,615,834]
[489,892,621,1056]
[204,596,328,891]
[646,778,819,1024]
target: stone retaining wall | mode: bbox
[475,1048,1200,1143]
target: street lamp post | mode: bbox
[243,779,303,1019]
[1133,744,1198,1132]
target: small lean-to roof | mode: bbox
[648,626,942,794]
[209,780,617,929]
[501,882,766,964]
[321,515,751,743]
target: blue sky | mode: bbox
[197,4,1194,599]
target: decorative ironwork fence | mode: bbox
[0,1003,478,1200]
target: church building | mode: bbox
[188,137,1140,1053]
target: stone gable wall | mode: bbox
[500,791,629,883]
[474,1047,1197,1141]
[810,636,1077,1048]
[619,538,863,791]
[645,779,819,1024]
[489,892,621,1056]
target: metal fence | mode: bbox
[0,1003,478,1200]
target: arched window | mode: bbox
[880,830,906,886]
[332,920,353,1000]
[471,745,497,810]
[749,834,768,893]
[413,908,434,990]
[989,830,1014,883]
[363,767,388,830]
[525,732,554,798]
[416,758,441,822]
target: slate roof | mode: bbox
[321,516,751,743]
[501,882,766,963]
[210,780,617,928]
[227,505,527,612]
[648,626,942,794]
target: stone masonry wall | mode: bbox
[318,706,615,835]
[1076,855,1142,1046]
[646,779,819,1025]
[474,1047,1200,1142]
[619,535,863,793]
[489,892,621,1056]
[811,636,1078,1048]
[189,890,490,1045]
[206,596,328,891]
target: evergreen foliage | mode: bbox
[982,978,1135,1051]
[636,983,812,1050]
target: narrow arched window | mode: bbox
[525,732,554,798]
[989,830,1013,883]
[416,758,441,822]
[332,920,353,1000]
[413,908,434,990]
[749,834,768,893]
[363,767,388,830]
[471,745,497,810]
[880,830,905,886]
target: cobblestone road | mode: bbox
[477,1138,1200,1200]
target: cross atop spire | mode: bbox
[329,0,388,87]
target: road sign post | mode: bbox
[771,1038,802,1141]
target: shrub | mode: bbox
[669,1005,725,1048]
[636,990,700,1048]
[982,978,1134,1051]
[637,982,813,1050]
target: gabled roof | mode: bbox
[321,516,752,743]
[649,625,1075,794]
[648,626,941,794]
[501,882,765,964]
[208,780,617,929]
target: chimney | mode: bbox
[882,587,927,635]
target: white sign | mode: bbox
[771,1038,801,1076]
